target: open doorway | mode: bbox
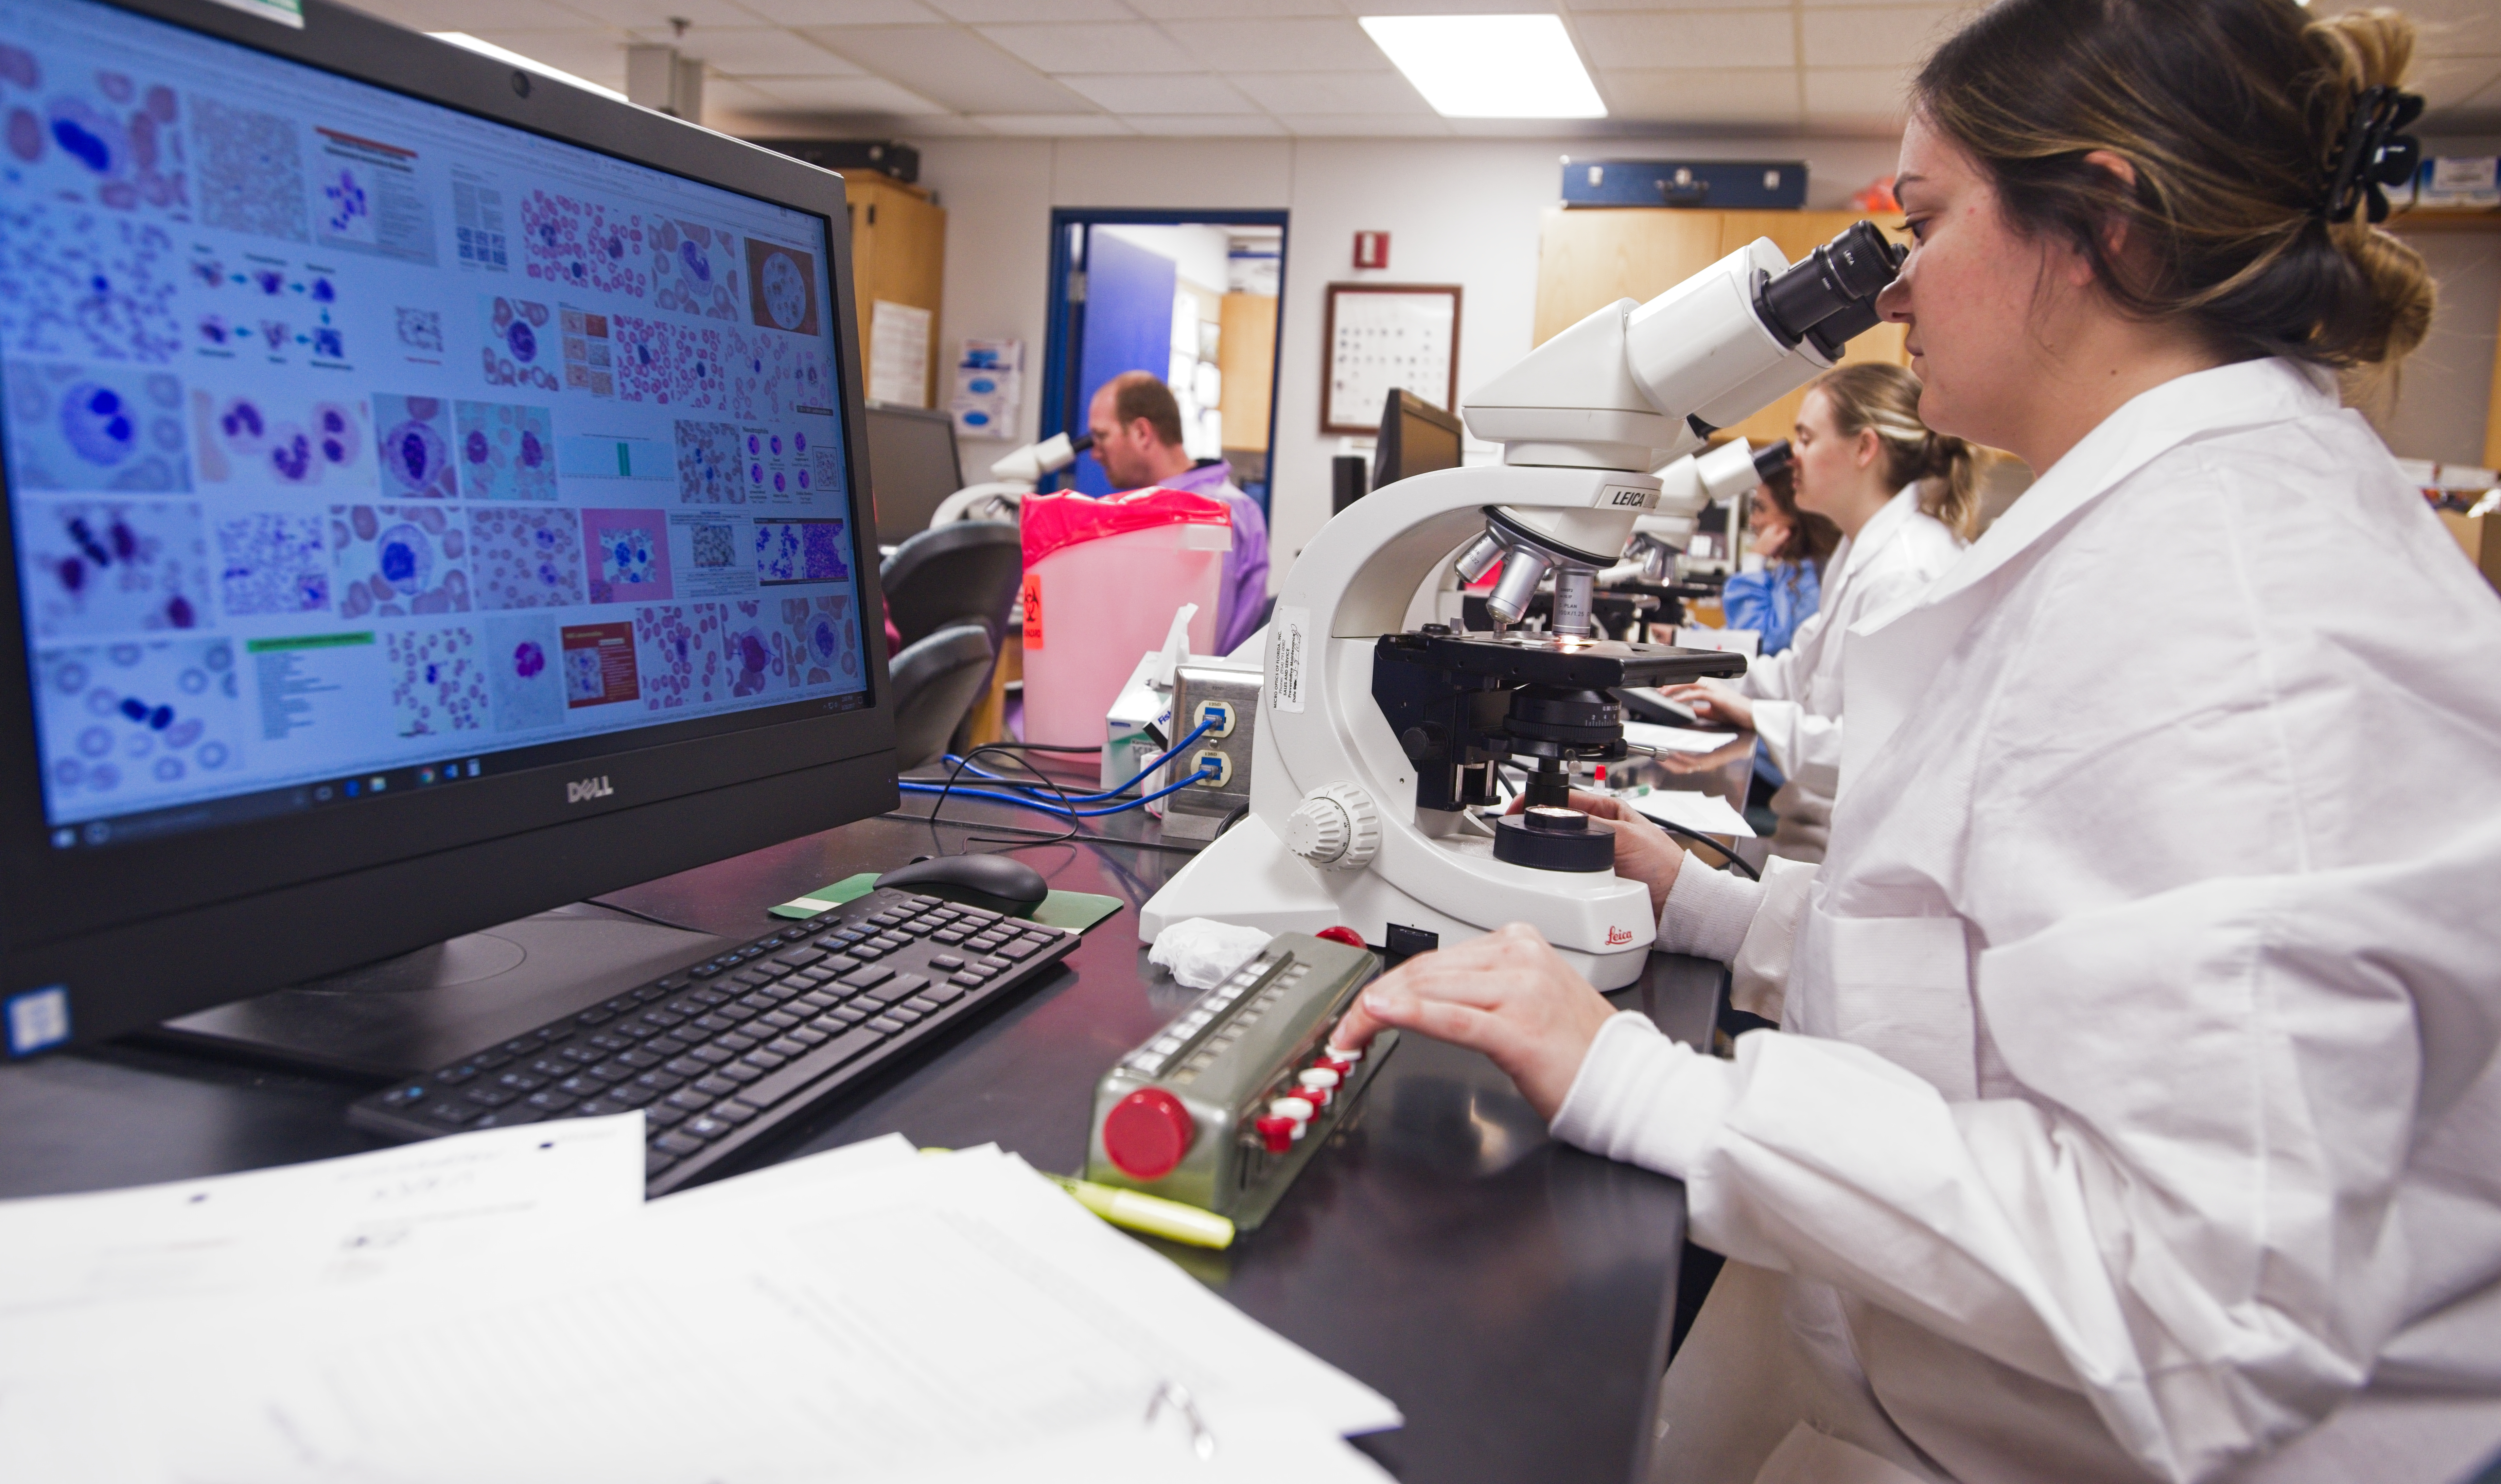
[1038,209,1287,510]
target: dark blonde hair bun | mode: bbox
[1812,363,1988,540]
[1913,0,2435,370]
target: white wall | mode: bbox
[914,133,1903,579]
[1095,223,1233,297]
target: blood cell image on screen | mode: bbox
[386,625,483,736]
[214,510,328,617]
[372,394,455,498]
[581,507,672,603]
[0,205,183,363]
[34,638,243,808]
[744,238,818,336]
[611,315,723,408]
[689,521,736,571]
[725,328,827,423]
[452,400,554,500]
[190,95,304,243]
[395,306,442,354]
[673,418,739,504]
[483,614,563,732]
[3,361,187,492]
[520,189,646,298]
[331,502,468,618]
[559,305,612,397]
[632,602,732,710]
[561,619,636,708]
[482,295,559,392]
[191,389,363,488]
[752,518,850,584]
[0,47,190,217]
[470,505,583,610]
[19,498,207,638]
[648,218,739,321]
[783,594,855,685]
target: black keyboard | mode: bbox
[349,888,1080,1194]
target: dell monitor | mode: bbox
[0,0,898,1069]
[1372,388,1463,493]
[862,402,963,543]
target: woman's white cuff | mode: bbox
[1549,1011,1737,1180]
[1656,854,1765,960]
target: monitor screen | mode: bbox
[862,403,962,542]
[1373,388,1462,492]
[1,0,870,850]
[0,0,898,1053]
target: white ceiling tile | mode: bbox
[973,112,1135,133]
[1800,65,1908,118]
[1124,0,1343,14]
[730,0,948,24]
[1158,18,1380,71]
[1800,7,1963,69]
[1229,70,1430,114]
[806,24,1101,110]
[977,21,1194,72]
[1122,113,1291,135]
[549,0,755,28]
[1568,0,1784,9]
[1797,108,1908,139]
[1273,112,1451,135]
[2395,0,2501,55]
[1601,67,1800,126]
[742,74,948,111]
[927,0,1137,18]
[458,29,633,82]
[700,77,801,116]
[876,113,995,135]
[1353,0,1554,12]
[1572,10,1796,70]
[1057,72,1261,111]
[1441,116,1630,136]
[630,26,863,74]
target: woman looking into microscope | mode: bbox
[1334,2,2501,1481]
[1667,365,1972,861]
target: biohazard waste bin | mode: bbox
[1018,488,1229,746]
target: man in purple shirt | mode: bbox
[1086,371,1270,654]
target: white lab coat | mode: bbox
[1739,486,1962,858]
[1552,358,2501,1483]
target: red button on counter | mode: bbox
[1255,1115,1296,1154]
[1103,1087,1196,1180]
[1316,926,1366,949]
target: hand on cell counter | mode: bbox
[1506,789,1686,918]
[1329,924,1619,1123]
[1662,676,1753,732]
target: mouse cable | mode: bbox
[899,765,1217,821]
[1652,821,1761,880]
[924,743,1082,853]
[931,718,1217,805]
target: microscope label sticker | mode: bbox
[1269,605,1308,713]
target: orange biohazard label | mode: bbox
[1021,571,1043,649]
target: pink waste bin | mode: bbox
[1018,489,1229,746]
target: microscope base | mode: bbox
[1140,816,1649,991]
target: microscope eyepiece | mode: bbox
[1751,438,1793,483]
[1755,220,1905,349]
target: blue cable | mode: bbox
[935,717,1218,803]
[898,764,1218,819]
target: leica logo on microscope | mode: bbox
[566,776,615,804]
[1606,926,1635,946]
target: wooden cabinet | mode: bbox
[1218,293,1277,452]
[1534,207,1910,446]
[844,174,946,408]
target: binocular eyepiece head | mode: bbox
[1755,220,1906,356]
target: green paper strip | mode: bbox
[772,871,1124,933]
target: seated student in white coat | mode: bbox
[1667,363,1972,861]
[1334,2,2501,1481]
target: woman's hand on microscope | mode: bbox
[1663,676,1753,731]
[1331,923,1619,1121]
[1506,790,1684,918]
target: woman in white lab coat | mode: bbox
[1334,2,2501,1481]
[1668,364,1971,861]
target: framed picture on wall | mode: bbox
[1322,283,1462,434]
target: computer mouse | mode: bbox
[875,853,1050,917]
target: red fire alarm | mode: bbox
[1353,230,1389,270]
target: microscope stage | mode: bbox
[1378,628,1747,689]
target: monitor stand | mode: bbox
[146,902,727,1081]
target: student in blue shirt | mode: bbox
[1717,465,1836,659]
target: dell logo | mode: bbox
[566,776,615,804]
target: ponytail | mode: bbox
[1810,363,1990,541]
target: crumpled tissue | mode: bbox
[1148,918,1274,991]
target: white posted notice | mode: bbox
[869,299,932,408]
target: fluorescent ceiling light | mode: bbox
[1359,14,1604,119]
[427,33,632,104]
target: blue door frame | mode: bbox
[1038,207,1290,510]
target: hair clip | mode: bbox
[2321,84,2425,225]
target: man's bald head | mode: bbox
[1087,371,1194,489]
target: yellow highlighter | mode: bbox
[1041,1171,1236,1250]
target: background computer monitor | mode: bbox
[1372,388,1464,492]
[0,0,899,1061]
[862,402,964,542]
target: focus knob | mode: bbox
[1282,782,1379,872]
[1103,1087,1195,1181]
